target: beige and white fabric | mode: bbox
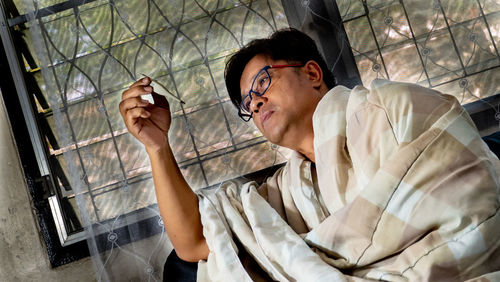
[196,79,500,281]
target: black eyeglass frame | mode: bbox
[238,63,303,122]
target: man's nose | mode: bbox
[250,95,267,113]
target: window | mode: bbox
[1,0,498,272]
[1,0,294,268]
[336,0,500,135]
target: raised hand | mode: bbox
[119,76,172,151]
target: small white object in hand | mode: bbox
[141,93,154,104]
[141,73,185,104]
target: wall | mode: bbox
[0,93,96,281]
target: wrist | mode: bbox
[145,141,171,157]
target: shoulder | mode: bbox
[366,79,458,111]
[312,85,351,141]
[347,79,464,143]
[315,85,351,116]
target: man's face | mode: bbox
[239,54,322,148]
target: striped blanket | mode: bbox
[196,79,500,281]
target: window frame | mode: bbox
[0,0,93,266]
[0,1,298,267]
[3,0,499,267]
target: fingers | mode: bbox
[122,77,154,100]
[125,107,151,127]
[130,76,151,88]
[122,85,154,101]
[119,97,150,116]
[119,77,171,133]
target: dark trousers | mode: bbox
[163,250,198,282]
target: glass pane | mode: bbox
[78,4,136,54]
[354,49,389,86]
[116,133,151,179]
[172,61,221,110]
[66,97,110,143]
[368,2,412,48]
[441,0,481,24]
[403,0,447,38]
[187,105,232,155]
[12,0,67,16]
[179,163,207,190]
[168,116,197,163]
[92,177,155,222]
[381,42,424,83]
[416,32,464,86]
[79,138,123,189]
[203,142,289,186]
[223,101,263,145]
[480,0,500,14]
[341,0,500,108]
[434,67,500,105]
[450,18,499,74]
[337,0,364,21]
[485,12,500,52]
[344,16,377,54]
[23,0,290,247]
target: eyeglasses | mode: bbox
[238,63,303,122]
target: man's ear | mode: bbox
[303,60,323,89]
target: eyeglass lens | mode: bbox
[240,69,271,113]
[252,69,271,95]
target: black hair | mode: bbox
[224,28,336,110]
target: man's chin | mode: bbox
[263,128,284,147]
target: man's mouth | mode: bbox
[260,110,274,125]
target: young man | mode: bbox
[120,28,500,281]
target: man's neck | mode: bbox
[283,85,331,163]
[295,86,331,163]
[274,124,315,163]
[297,137,315,163]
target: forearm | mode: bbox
[147,144,209,262]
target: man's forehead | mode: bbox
[244,55,272,76]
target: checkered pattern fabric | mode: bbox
[197,79,500,281]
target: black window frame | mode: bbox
[2,0,498,267]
